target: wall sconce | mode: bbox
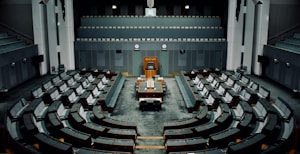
[273,58,279,64]
[179,49,186,54]
[161,44,167,50]
[134,44,140,51]
[112,5,117,9]
[23,58,27,63]
[286,62,291,68]
[10,62,16,68]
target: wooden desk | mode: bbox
[137,80,163,98]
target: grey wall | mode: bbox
[74,41,227,76]
[269,0,300,38]
[0,45,39,90]
[0,0,33,38]
[263,45,300,91]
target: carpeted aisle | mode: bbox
[108,77,195,154]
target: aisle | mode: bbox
[109,77,195,136]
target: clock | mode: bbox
[162,44,167,49]
[134,44,139,49]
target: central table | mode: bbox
[136,77,165,111]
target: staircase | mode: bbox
[135,136,165,154]
[273,33,300,53]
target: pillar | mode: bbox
[32,0,48,75]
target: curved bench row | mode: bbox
[168,69,296,153]
[5,70,136,154]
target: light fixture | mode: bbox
[162,44,167,50]
[184,5,189,10]
[23,58,27,63]
[286,62,291,68]
[179,49,186,54]
[134,44,140,50]
[112,5,117,9]
[11,62,16,68]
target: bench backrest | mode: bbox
[233,83,241,92]
[32,87,43,99]
[67,78,75,86]
[248,81,259,91]
[87,93,94,104]
[33,99,46,119]
[42,80,53,91]
[226,77,234,87]
[92,87,99,96]
[275,97,292,120]
[207,74,214,82]
[256,101,267,119]
[220,73,228,81]
[57,102,65,116]
[52,76,61,84]
[50,89,60,100]
[76,84,84,94]
[74,73,81,80]
[258,86,270,99]
[59,83,68,92]
[224,92,233,102]
[9,98,27,119]
[240,76,249,84]
[218,85,225,95]
[211,79,219,88]
[236,103,244,117]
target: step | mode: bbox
[137,136,164,140]
[136,136,165,149]
[135,145,165,149]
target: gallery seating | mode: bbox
[42,79,54,91]
[79,91,99,109]
[165,137,207,152]
[198,85,210,99]
[59,71,72,81]
[101,117,138,131]
[227,133,266,154]
[202,91,221,110]
[76,147,131,154]
[71,82,86,96]
[33,133,73,154]
[239,88,258,104]
[4,68,297,154]
[164,128,194,140]
[163,118,202,131]
[31,86,44,100]
[175,71,200,112]
[193,122,220,139]
[271,97,293,121]
[46,112,64,134]
[93,137,135,152]
[51,75,64,87]
[7,98,28,121]
[59,127,92,147]
[208,127,240,148]
[42,87,61,104]
[195,105,210,122]
[257,86,271,100]
[168,148,224,154]
[98,72,126,112]
[47,100,69,120]
[5,111,24,141]
[193,81,205,93]
[61,89,80,107]
[215,83,227,96]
